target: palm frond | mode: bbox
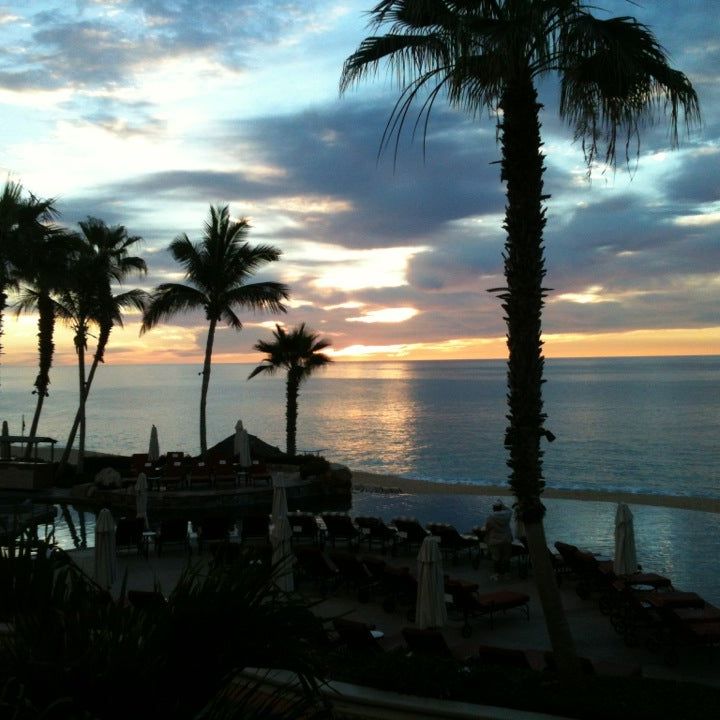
[141,283,206,333]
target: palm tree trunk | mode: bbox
[25,293,55,457]
[57,324,111,476]
[499,71,579,677]
[285,369,301,457]
[0,289,6,383]
[77,341,87,473]
[199,318,217,456]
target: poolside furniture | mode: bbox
[154,517,190,556]
[401,627,476,662]
[332,618,401,653]
[287,512,320,545]
[115,517,143,556]
[354,516,398,553]
[426,522,480,566]
[188,460,213,489]
[196,516,232,553]
[293,546,340,596]
[130,453,149,477]
[327,550,378,603]
[381,564,417,619]
[247,462,272,487]
[212,458,237,487]
[475,644,545,671]
[445,583,530,637]
[240,514,270,544]
[320,513,362,549]
[543,651,642,677]
[162,460,187,491]
[391,517,430,553]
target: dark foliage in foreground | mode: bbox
[328,647,720,720]
[0,538,330,719]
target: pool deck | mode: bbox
[69,538,720,691]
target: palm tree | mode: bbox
[0,181,57,382]
[142,205,289,455]
[13,230,82,453]
[341,0,699,674]
[57,219,147,474]
[249,323,333,456]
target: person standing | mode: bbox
[485,500,513,580]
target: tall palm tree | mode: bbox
[249,323,333,457]
[0,181,57,382]
[57,219,147,474]
[14,230,82,453]
[142,205,289,455]
[341,0,699,674]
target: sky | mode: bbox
[1,0,718,367]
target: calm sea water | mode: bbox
[1,356,718,499]
[3,357,720,602]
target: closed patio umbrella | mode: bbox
[148,425,160,462]
[416,536,447,629]
[94,508,117,591]
[614,503,638,576]
[234,420,251,467]
[270,514,294,593]
[271,475,289,527]
[135,472,148,529]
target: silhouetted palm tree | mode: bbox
[142,205,288,455]
[342,0,699,675]
[57,219,147,473]
[249,323,333,456]
[14,230,82,452]
[0,181,56,384]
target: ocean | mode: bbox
[1,356,718,498]
[2,356,720,601]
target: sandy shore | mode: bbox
[351,469,720,514]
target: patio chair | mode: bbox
[287,512,320,545]
[188,460,213,489]
[294,546,340,596]
[320,513,361,549]
[354,516,398,553]
[332,618,402,653]
[155,517,191,556]
[240,514,270,544]
[327,550,378,603]
[161,460,187,491]
[247,462,272,487]
[130,453,149,477]
[426,522,480,567]
[212,458,237,487]
[391,517,430,553]
[401,627,476,662]
[381,564,417,620]
[446,584,530,637]
[196,515,232,552]
[115,517,143,555]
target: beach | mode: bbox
[351,470,720,514]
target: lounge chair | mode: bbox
[293,546,340,596]
[196,515,232,552]
[475,644,545,671]
[401,627,476,662]
[327,550,378,602]
[240,514,270,544]
[188,460,213,489]
[446,582,530,637]
[543,651,642,677]
[287,512,320,545]
[354,516,398,553]
[426,522,480,566]
[247,462,271,487]
[115,517,143,555]
[391,517,430,553]
[154,517,190,556]
[332,618,402,653]
[320,513,361,549]
[381,564,417,619]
